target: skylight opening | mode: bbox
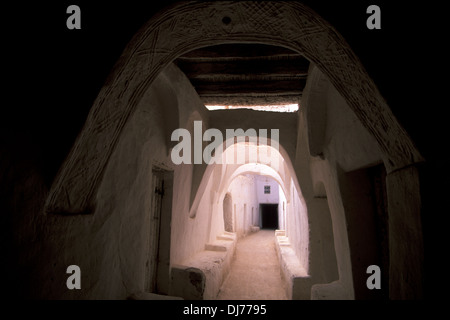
[205,104,299,112]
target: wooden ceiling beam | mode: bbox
[191,79,306,95]
[175,56,309,78]
[176,44,309,105]
[200,94,301,106]
[179,43,300,60]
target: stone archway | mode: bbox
[45,1,422,216]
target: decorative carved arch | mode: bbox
[45,1,423,214]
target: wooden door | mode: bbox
[145,169,164,292]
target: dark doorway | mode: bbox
[338,164,388,300]
[260,204,278,229]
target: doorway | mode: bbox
[145,166,173,294]
[260,204,279,229]
[223,193,233,232]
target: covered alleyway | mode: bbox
[2,1,427,302]
[216,230,287,300]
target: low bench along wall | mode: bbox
[274,230,312,299]
[169,232,236,299]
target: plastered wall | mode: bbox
[226,175,259,237]
[6,61,404,300]
[255,175,279,205]
[296,65,384,299]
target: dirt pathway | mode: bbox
[216,229,287,300]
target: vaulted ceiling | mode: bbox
[174,44,310,107]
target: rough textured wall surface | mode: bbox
[1,63,210,299]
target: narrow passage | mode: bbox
[216,229,287,300]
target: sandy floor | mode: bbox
[216,229,288,300]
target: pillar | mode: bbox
[386,165,424,299]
